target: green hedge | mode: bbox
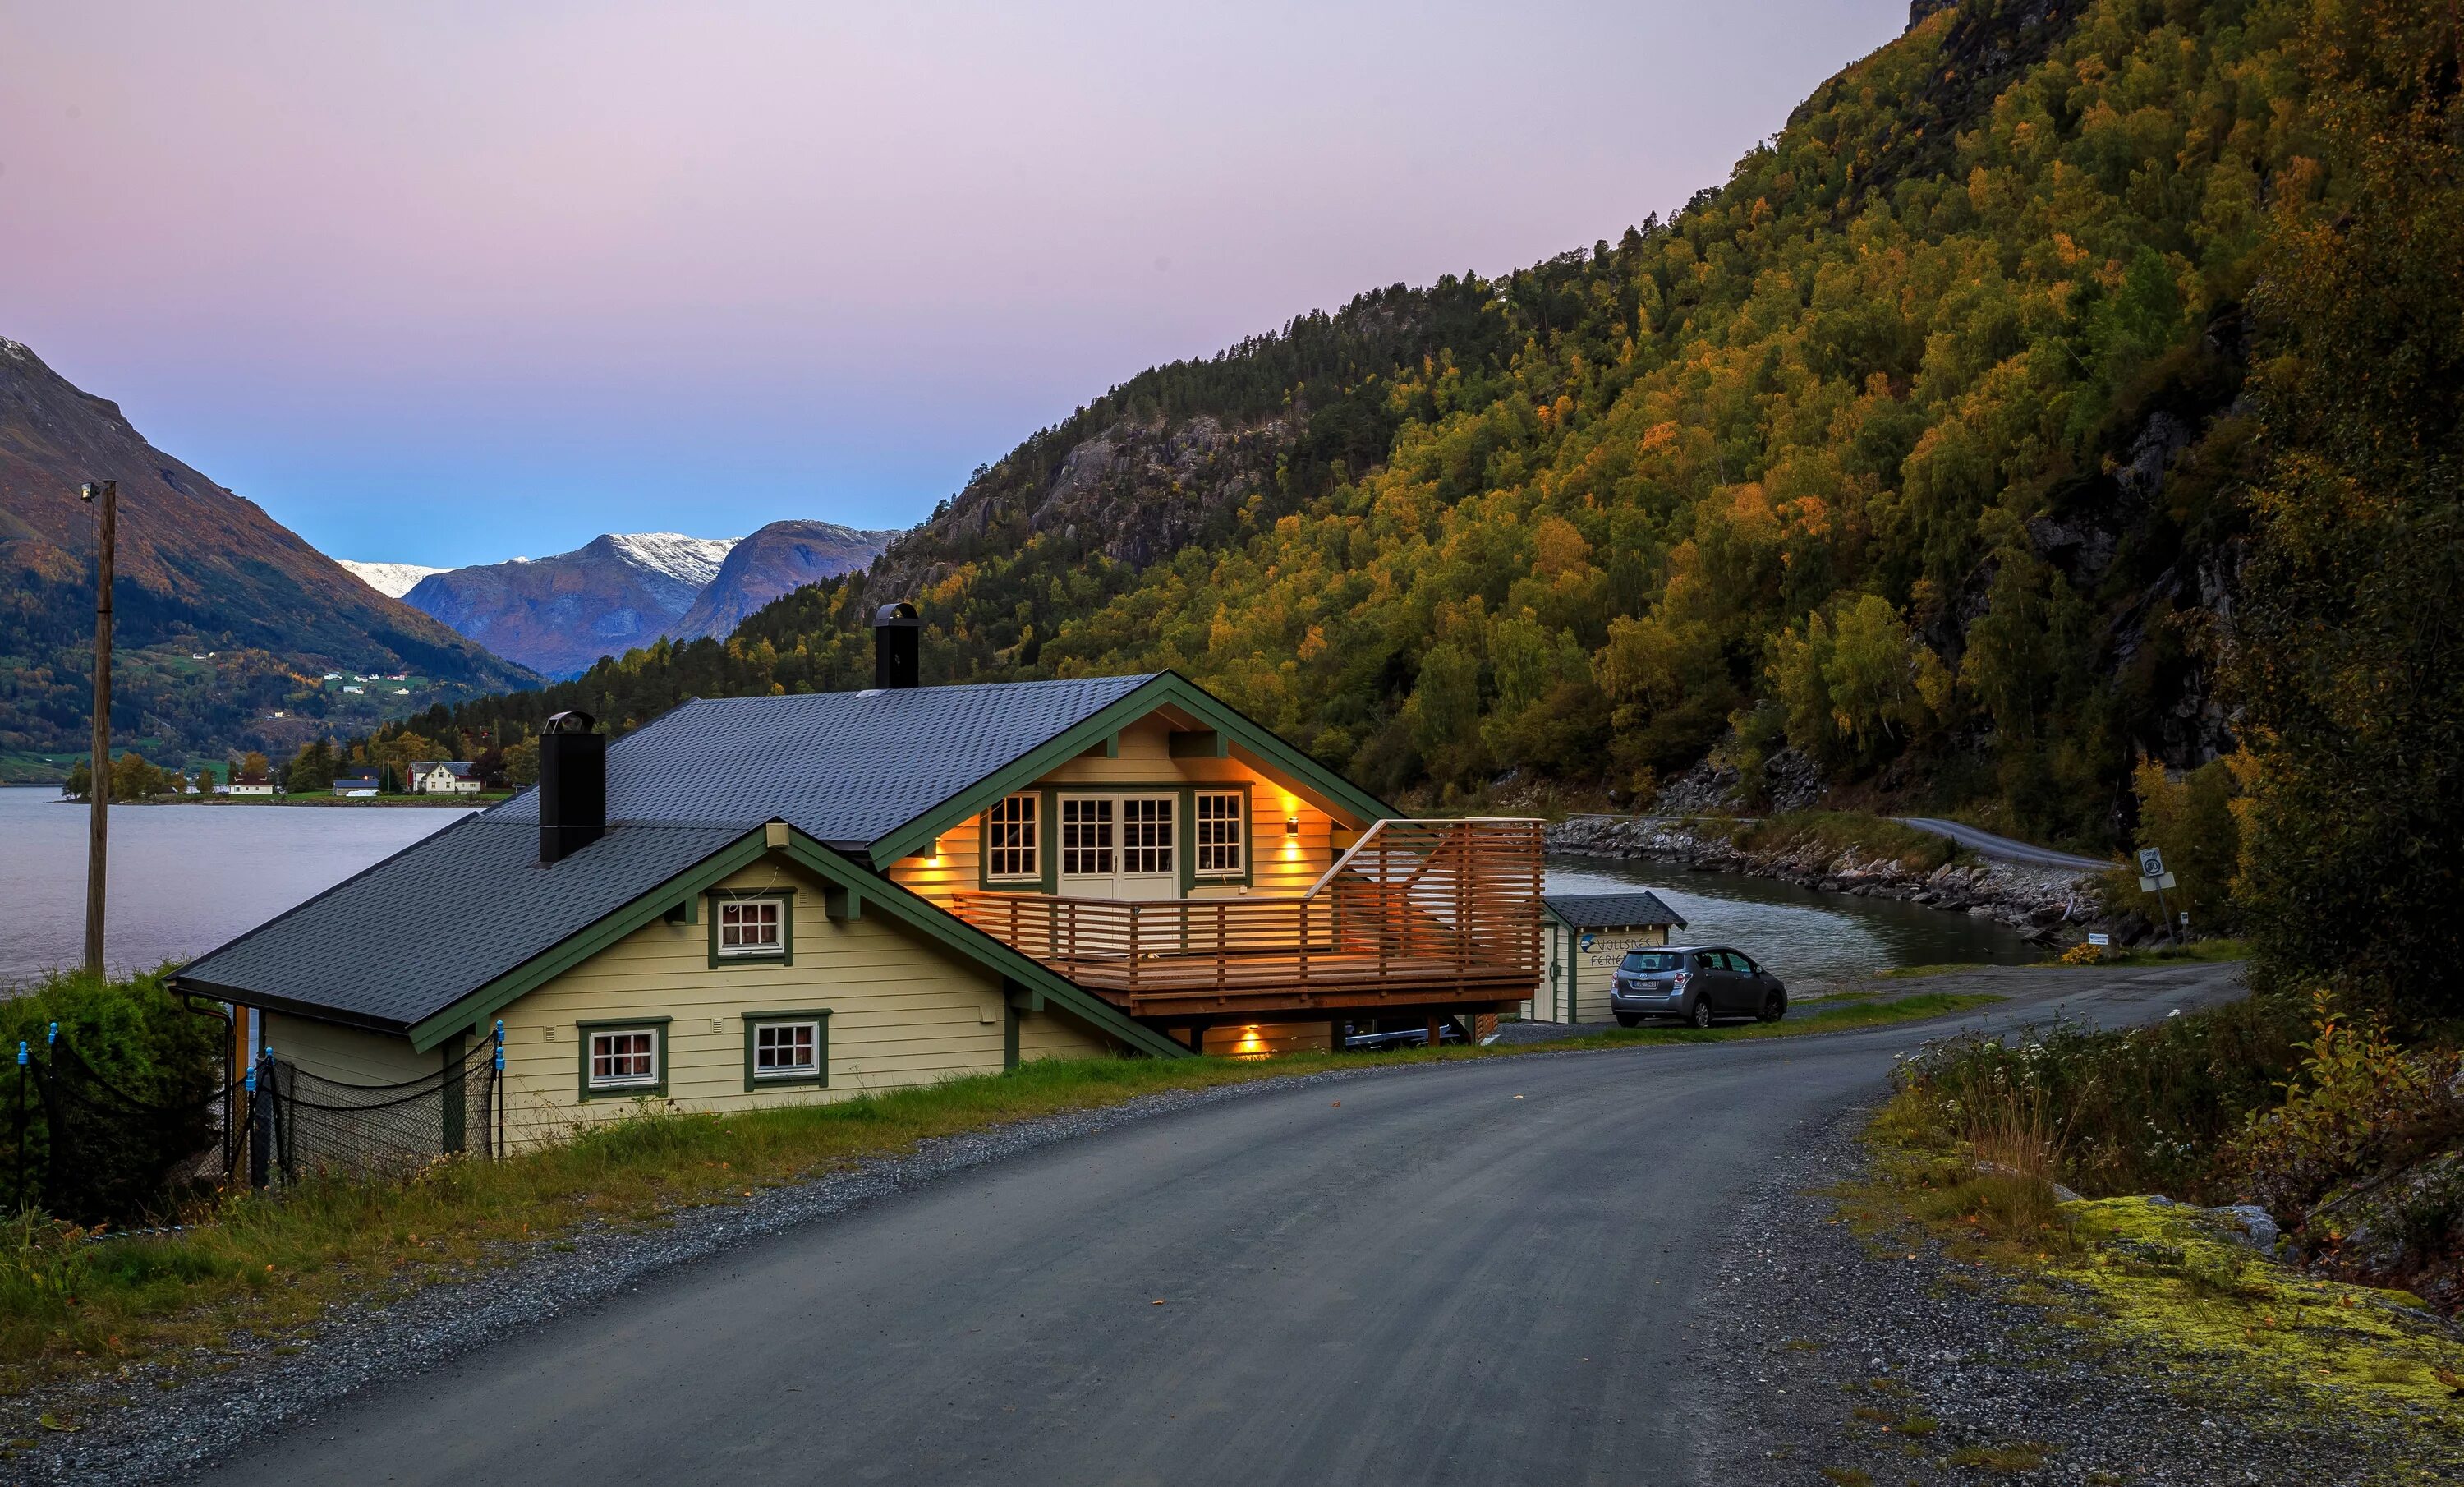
[0,967,229,1222]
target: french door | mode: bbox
[1057,794,1178,900]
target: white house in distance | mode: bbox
[228,773,277,798]
[409,761,484,796]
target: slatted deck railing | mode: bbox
[952,818,1543,1003]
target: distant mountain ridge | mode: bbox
[398,533,733,680]
[0,338,536,771]
[388,523,888,678]
[666,520,890,642]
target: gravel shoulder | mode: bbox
[1685,1102,2464,1486]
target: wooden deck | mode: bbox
[953,818,1543,1020]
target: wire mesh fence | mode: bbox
[7,1020,508,1224]
[255,1034,502,1185]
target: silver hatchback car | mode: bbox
[1608,945,1787,1029]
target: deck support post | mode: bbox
[1427,1014,1442,1052]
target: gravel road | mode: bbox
[27,962,2246,1487]
[1895,817,2117,872]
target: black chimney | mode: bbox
[872,601,922,689]
[537,711,605,863]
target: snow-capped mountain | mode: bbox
[600,532,736,588]
[338,559,448,599]
[396,532,739,679]
[389,525,890,679]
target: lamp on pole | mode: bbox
[81,479,116,979]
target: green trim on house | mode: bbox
[706,887,794,969]
[440,1031,467,1153]
[770,831,1188,1060]
[1181,781,1253,891]
[407,831,774,1052]
[742,1008,831,1092]
[867,672,1395,869]
[577,1015,671,1102]
[1004,1004,1020,1070]
[975,788,1053,894]
[404,827,1193,1062]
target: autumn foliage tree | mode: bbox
[2230,0,2464,1018]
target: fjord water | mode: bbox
[0,787,2036,992]
[0,787,476,986]
[1547,856,2043,993]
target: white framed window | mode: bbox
[1194,790,1244,876]
[753,1021,817,1075]
[985,793,1041,882]
[586,1027,661,1091]
[743,1011,830,1089]
[1060,796,1115,877]
[718,899,783,957]
[1120,795,1175,876]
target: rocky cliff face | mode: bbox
[0,338,535,761]
[668,520,892,642]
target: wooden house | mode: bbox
[173,606,1543,1154]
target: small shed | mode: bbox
[1525,891,1689,1024]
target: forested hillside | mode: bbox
[432,0,2346,849]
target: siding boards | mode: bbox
[489,858,1121,1149]
[1016,1006,1115,1062]
[264,1013,434,1085]
[887,716,1348,909]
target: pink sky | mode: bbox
[1,1,1910,565]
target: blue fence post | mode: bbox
[12,1041,25,1213]
[247,1047,274,1189]
[493,1021,506,1158]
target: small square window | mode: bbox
[753,1021,819,1077]
[743,1011,830,1090]
[587,1029,660,1089]
[717,899,784,956]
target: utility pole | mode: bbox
[81,480,116,979]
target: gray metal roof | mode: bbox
[1542,891,1689,930]
[490,674,1158,848]
[180,818,752,1032]
[178,675,1161,1029]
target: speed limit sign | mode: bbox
[2136,846,2166,879]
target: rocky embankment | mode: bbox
[1548,814,2102,947]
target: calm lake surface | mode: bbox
[0,787,2038,992]
[1547,855,2043,992]
[0,787,476,987]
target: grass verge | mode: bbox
[2078,937,2250,968]
[1841,1058,2464,1452]
[2,988,1995,1409]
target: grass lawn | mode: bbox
[0,987,1995,1409]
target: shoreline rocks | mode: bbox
[1546,813,2115,947]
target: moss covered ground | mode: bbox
[2054,1195,2464,1416]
